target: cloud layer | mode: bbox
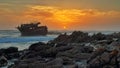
[0,0,120,30]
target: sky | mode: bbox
[0,0,120,31]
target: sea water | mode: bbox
[0,30,57,50]
[0,30,118,50]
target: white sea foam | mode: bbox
[0,30,117,50]
[0,30,57,50]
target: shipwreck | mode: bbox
[17,22,48,36]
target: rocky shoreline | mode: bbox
[1,31,120,68]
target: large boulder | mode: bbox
[0,47,19,60]
[0,56,8,67]
[5,47,18,54]
[51,33,69,43]
[0,49,5,56]
[51,31,90,44]
[29,42,51,51]
[0,47,18,55]
[68,31,89,43]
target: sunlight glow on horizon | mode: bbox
[0,4,120,30]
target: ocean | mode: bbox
[0,30,57,50]
[0,30,118,50]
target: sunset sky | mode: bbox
[0,0,120,31]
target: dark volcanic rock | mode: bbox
[0,47,18,55]
[5,47,18,54]
[68,31,90,43]
[11,58,64,68]
[92,32,106,41]
[56,45,92,61]
[80,46,94,53]
[51,31,90,44]
[87,49,119,68]
[29,42,51,51]
[51,33,69,43]
[87,48,106,63]
[0,49,5,56]
[0,56,8,67]
[26,42,73,58]
[0,47,19,60]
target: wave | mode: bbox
[0,36,56,43]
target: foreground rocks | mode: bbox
[7,41,94,68]
[0,47,19,67]
[0,55,8,67]
[1,31,120,68]
[0,47,19,60]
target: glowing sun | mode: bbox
[63,26,67,29]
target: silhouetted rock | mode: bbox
[51,31,90,44]
[0,49,5,56]
[51,33,69,43]
[0,47,19,60]
[0,55,8,67]
[0,47,18,55]
[29,42,51,51]
[68,31,89,43]
[92,32,106,40]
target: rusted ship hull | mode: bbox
[19,29,48,36]
[17,22,48,36]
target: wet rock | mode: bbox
[29,42,51,52]
[56,45,91,61]
[76,61,87,68]
[0,47,19,60]
[0,47,18,55]
[61,56,74,65]
[11,58,64,68]
[51,33,69,43]
[87,49,119,68]
[38,45,73,58]
[92,32,106,40]
[5,47,18,54]
[51,31,90,44]
[7,52,20,60]
[87,48,106,63]
[74,53,91,60]
[56,46,73,52]
[0,55,8,67]
[80,46,94,53]
[54,43,68,47]
[112,32,120,38]
[0,49,5,56]
[68,31,89,43]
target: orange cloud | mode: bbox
[19,5,120,30]
[0,5,120,30]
